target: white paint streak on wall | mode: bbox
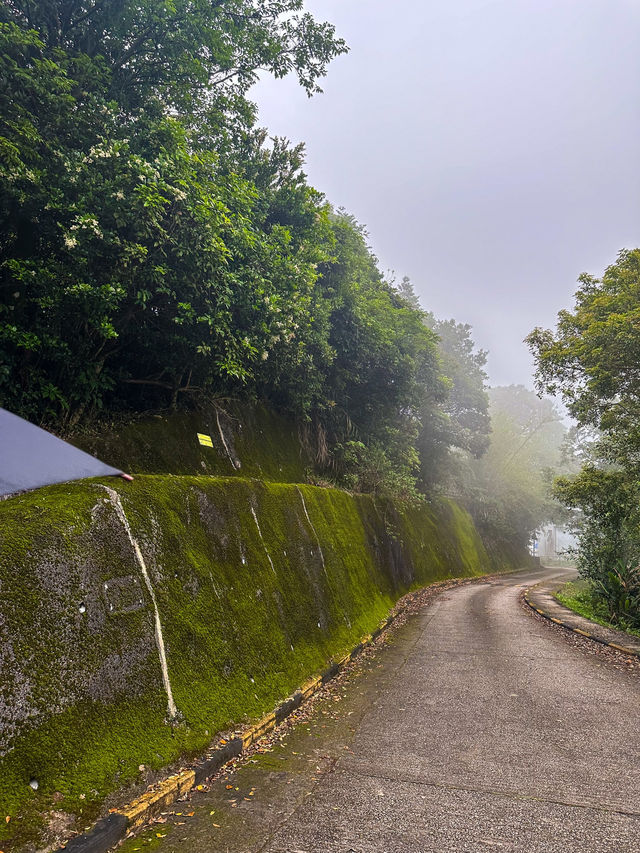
[100,486,178,719]
[250,505,276,575]
[296,487,327,574]
[216,408,240,469]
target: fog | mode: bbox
[252,0,640,386]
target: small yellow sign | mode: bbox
[197,433,213,447]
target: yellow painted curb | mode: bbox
[300,676,321,700]
[113,605,404,841]
[123,769,196,827]
[254,712,276,736]
[608,642,635,654]
[242,712,276,747]
[525,590,640,659]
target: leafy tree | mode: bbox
[488,384,565,472]
[417,317,490,491]
[310,214,444,497]
[0,3,345,424]
[0,1,346,110]
[0,3,447,501]
[393,275,421,310]
[528,249,640,622]
[554,468,640,627]
[527,249,640,468]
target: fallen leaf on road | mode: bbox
[186,811,194,817]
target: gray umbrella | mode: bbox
[0,407,131,497]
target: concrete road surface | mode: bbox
[123,568,640,852]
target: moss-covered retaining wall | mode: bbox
[0,475,492,849]
[70,402,311,481]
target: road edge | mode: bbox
[523,583,640,659]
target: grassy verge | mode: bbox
[555,580,640,639]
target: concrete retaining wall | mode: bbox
[0,474,492,849]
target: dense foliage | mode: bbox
[0,3,345,426]
[553,468,640,627]
[0,0,444,500]
[529,249,640,625]
[417,316,490,491]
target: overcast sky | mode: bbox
[252,0,640,387]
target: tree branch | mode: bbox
[64,0,109,35]
[122,378,201,392]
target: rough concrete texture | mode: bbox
[126,568,640,853]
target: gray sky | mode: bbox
[252,0,640,387]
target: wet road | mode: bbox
[124,568,640,852]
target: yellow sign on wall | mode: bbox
[197,433,213,447]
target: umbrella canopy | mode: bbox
[0,407,127,497]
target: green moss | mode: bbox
[69,402,310,482]
[0,473,513,850]
[400,498,490,581]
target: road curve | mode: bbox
[124,568,640,853]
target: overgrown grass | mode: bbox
[555,580,640,639]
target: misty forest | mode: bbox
[1,1,638,628]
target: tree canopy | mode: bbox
[417,316,490,490]
[527,249,640,468]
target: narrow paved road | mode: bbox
[124,569,640,852]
